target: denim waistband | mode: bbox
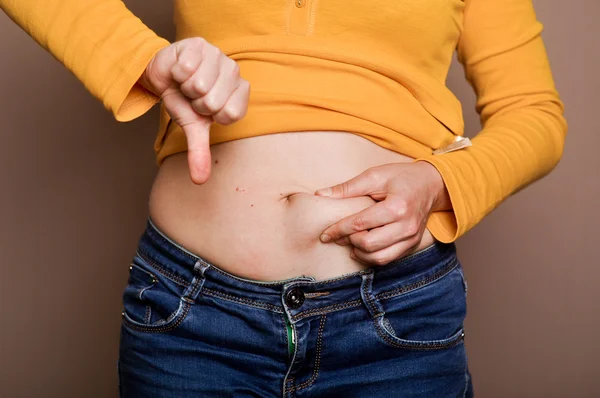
[136,216,459,319]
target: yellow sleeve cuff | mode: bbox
[105,37,171,122]
[414,157,465,243]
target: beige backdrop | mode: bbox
[1,1,598,397]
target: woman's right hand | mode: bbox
[138,37,250,184]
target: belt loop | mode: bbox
[193,258,210,277]
[360,270,385,319]
[182,260,209,302]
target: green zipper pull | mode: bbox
[284,316,295,356]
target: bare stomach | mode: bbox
[148,131,437,282]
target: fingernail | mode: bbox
[316,188,332,197]
[320,234,332,243]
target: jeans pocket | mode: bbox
[371,264,467,350]
[121,254,203,333]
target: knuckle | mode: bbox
[389,200,408,218]
[361,238,377,253]
[179,59,196,74]
[212,114,227,125]
[221,56,234,71]
[190,37,206,47]
[405,220,420,236]
[340,182,351,196]
[350,217,365,232]
[193,78,209,95]
[210,44,222,58]
[326,229,339,240]
[363,168,376,179]
[203,96,219,113]
[364,168,381,184]
[231,61,240,76]
[190,98,203,114]
[223,105,242,121]
[238,104,249,118]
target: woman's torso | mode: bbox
[149,131,436,282]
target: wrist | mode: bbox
[137,69,152,92]
[415,160,452,212]
[137,55,159,96]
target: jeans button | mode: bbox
[285,288,305,309]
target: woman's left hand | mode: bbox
[314,161,451,266]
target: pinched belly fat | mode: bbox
[148,131,437,282]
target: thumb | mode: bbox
[185,117,213,185]
[163,87,213,184]
[314,169,380,198]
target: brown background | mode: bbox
[1,0,598,397]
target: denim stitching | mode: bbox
[366,258,465,349]
[147,216,446,288]
[143,305,151,324]
[305,242,443,285]
[121,273,203,333]
[373,318,465,350]
[375,258,458,301]
[123,301,193,333]
[290,259,458,322]
[186,274,204,300]
[137,250,311,314]
[284,376,295,397]
[295,314,327,391]
[283,334,299,397]
[129,264,158,300]
[202,287,283,313]
[138,278,157,300]
[307,269,371,285]
[136,250,190,287]
[362,272,381,318]
[304,292,330,298]
[291,299,363,322]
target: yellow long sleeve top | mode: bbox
[1,0,567,243]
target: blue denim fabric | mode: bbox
[118,217,474,397]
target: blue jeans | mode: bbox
[118,218,474,397]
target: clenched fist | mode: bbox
[138,37,250,184]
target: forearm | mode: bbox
[411,0,567,243]
[1,0,171,121]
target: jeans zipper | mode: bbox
[284,316,295,356]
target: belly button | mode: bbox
[280,194,292,203]
[280,192,296,203]
[280,191,315,204]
